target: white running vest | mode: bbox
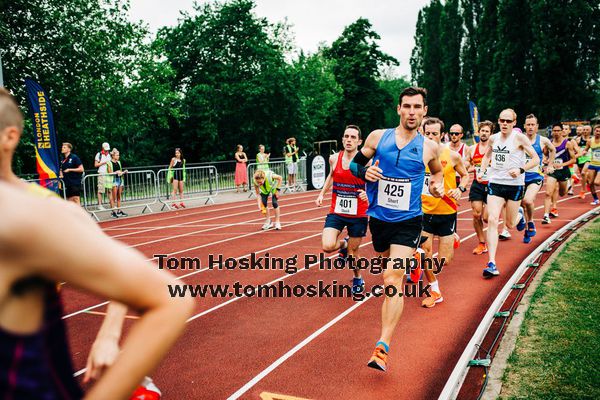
[489,131,525,186]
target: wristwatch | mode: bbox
[458,185,466,193]
[519,167,525,174]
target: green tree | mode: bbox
[439,0,465,126]
[474,0,499,118]
[0,0,177,173]
[290,51,343,143]
[410,0,444,117]
[379,71,411,127]
[529,0,600,123]
[460,0,482,106]
[324,18,398,135]
[160,0,299,160]
[488,0,533,122]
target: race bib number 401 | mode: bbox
[378,177,411,211]
[334,196,358,215]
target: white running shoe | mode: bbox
[97,205,106,211]
[262,220,272,230]
[275,222,282,230]
[498,228,511,240]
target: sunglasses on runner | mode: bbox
[449,132,461,135]
[498,119,513,124]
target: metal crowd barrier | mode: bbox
[25,177,67,199]
[156,165,219,210]
[82,170,158,221]
[246,159,307,198]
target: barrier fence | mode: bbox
[82,170,158,220]
[246,159,307,197]
[156,165,219,209]
[21,156,308,217]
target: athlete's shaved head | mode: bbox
[0,88,23,133]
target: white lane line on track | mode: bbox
[226,196,584,399]
[109,195,329,240]
[129,206,328,248]
[103,191,318,232]
[71,194,585,378]
[62,217,326,320]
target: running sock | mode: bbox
[376,341,389,352]
[430,280,440,293]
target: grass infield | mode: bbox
[499,218,600,399]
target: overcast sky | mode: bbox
[129,0,430,78]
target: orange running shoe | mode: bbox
[550,208,559,218]
[578,191,586,199]
[409,248,424,283]
[367,344,388,371]
[473,242,488,255]
[572,174,580,184]
[421,291,443,308]
[453,233,460,249]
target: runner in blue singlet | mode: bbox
[349,87,444,372]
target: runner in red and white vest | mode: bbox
[316,125,368,294]
[466,120,494,255]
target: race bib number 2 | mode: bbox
[334,196,358,215]
[378,177,411,211]
[475,166,489,181]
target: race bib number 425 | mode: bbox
[334,196,358,215]
[378,177,411,211]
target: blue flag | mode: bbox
[468,101,480,143]
[24,79,60,192]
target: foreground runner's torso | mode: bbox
[472,143,490,184]
[329,152,367,218]
[590,137,600,167]
[366,129,425,222]
[0,184,82,399]
[553,139,570,170]
[525,134,544,181]
[489,131,525,186]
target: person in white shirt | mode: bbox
[94,142,112,210]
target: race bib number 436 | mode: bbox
[492,149,509,170]
[378,177,411,211]
[334,196,358,215]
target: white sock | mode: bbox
[430,280,440,293]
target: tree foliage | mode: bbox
[324,18,399,135]
[411,0,600,129]
[1,0,413,174]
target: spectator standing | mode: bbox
[256,144,270,171]
[94,142,112,210]
[284,137,299,191]
[167,148,186,209]
[234,144,249,192]
[108,148,128,218]
[59,142,84,204]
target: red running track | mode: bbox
[61,188,595,399]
